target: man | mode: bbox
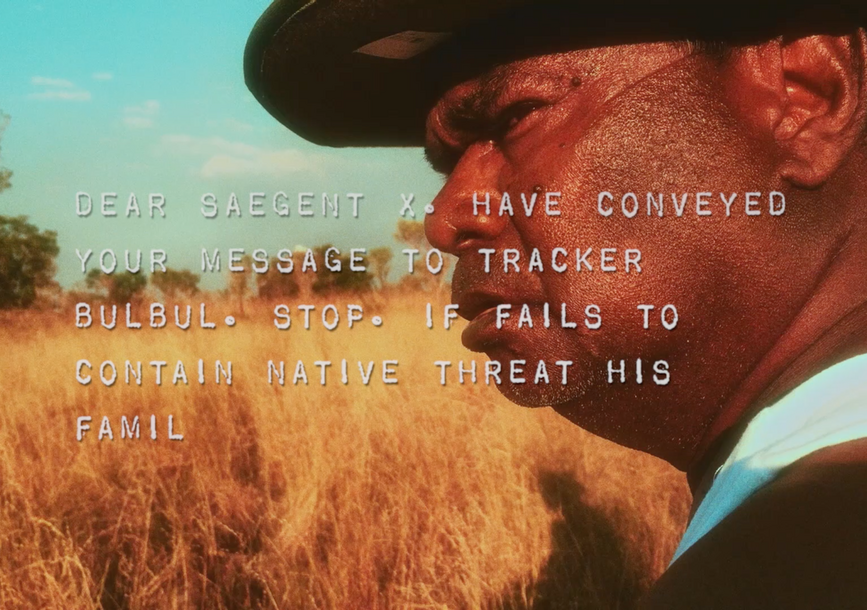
[245,1,867,607]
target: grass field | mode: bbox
[0,295,689,610]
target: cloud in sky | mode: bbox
[220,118,255,134]
[160,134,325,178]
[28,90,92,101]
[92,72,114,81]
[200,150,317,178]
[28,76,91,101]
[31,76,74,88]
[123,99,160,129]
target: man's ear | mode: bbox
[775,32,866,188]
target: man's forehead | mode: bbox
[424,40,693,162]
[431,43,687,113]
[436,55,576,110]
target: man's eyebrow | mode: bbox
[423,142,453,176]
[423,146,440,171]
[422,87,487,176]
[421,69,544,175]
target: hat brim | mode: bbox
[245,0,866,148]
[245,0,529,147]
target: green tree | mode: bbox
[0,215,60,308]
[368,246,393,290]
[152,267,200,299]
[312,245,373,295]
[84,267,111,297]
[256,258,299,299]
[110,272,148,302]
[393,219,450,293]
[292,245,315,300]
[0,112,11,195]
[0,115,60,309]
[227,254,252,315]
[332,264,373,293]
[394,219,426,251]
[85,268,147,303]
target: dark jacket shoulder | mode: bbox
[642,438,867,610]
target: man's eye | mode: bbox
[492,101,543,139]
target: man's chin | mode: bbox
[470,339,591,407]
[489,364,588,408]
[495,383,553,408]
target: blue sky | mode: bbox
[0,0,444,288]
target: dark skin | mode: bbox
[423,33,867,475]
[424,32,867,602]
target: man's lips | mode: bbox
[451,256,547,350]
[454,290,509,322]
[455,290,545,352]
[451,262,543,321]
[460,307,503,352]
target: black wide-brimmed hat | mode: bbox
[244,0,866,147]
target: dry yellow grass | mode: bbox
[0,295,689,610]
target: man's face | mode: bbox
[424,42,823,465]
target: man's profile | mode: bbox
[245,1,867,606]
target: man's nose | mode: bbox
[424,141,509,256]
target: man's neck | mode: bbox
[687,228,867,491]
